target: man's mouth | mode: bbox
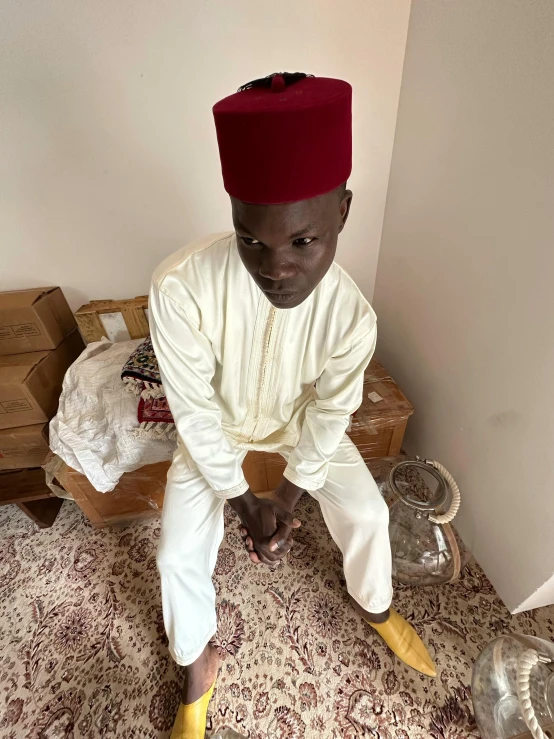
[262,289,299,304]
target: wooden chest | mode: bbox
[0,467,63,527]
[56,359,413,527]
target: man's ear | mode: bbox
[338,189,353,233]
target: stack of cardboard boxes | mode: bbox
[0,288,84,526]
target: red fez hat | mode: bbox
[213,73,352,205]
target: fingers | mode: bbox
[240,524,277,564]
[252,549,274,566]
[275,538,293,558]
[269,520,298,552]
[238,518,295,566]
[277,509,302,529]
[240,527,254,551]
[254,548,289,567]
[267,507,301,552]
[269,529,288,553]
[248,536,295,566]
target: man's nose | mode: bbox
[259,254,297,282]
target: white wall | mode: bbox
[374,1,554,613]
[514,575,554,615]
[0,0,410,310]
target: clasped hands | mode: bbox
[228,478,304,565]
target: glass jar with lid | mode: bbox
[371,456,471,586]
[472,633,554,738]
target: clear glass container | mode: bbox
[472,634,554,738]
[371,456,471,586]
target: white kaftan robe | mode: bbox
[149,232,392,665]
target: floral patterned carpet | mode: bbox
[1,496,553,739]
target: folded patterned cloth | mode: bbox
[136,396,177,440]
[121,336,165,399]
[121,336,177,440]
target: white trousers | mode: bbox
[156,435,393,666]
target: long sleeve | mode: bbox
[283,320,377,491]
[149,282,249,499]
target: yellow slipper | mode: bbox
[367,609,437,677]
[170,680,216,739]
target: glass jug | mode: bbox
[472,634,554,738]
[371,456,471,586]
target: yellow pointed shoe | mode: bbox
[170,680,216,739]
[367,609,437,677]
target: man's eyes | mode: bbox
[240,236,316,247]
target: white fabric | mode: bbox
[156,435,393,666]
[49,340,176,492]
[149,232,377,498]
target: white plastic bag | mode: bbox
[49,339,176,492]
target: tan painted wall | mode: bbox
[374,1,554,612]
[0,0,410,309]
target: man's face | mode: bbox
[232,187,352,309]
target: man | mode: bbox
[149,73,436,739]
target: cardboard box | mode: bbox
[348,378,414,459]
[0,330,85,429]
[0,287,77,355]
[0,423,50,470]
[55,459,170,527]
